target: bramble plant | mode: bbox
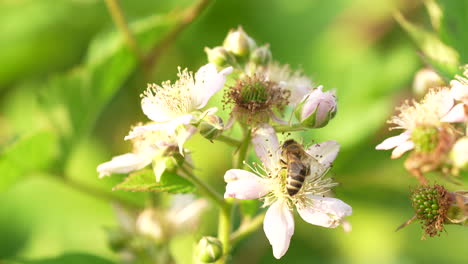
[98,26,351,262]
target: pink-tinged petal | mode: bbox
[97,153,152,178]
[264,200,294,259]
[441,103,467,123]
[224,169,270,199]
[124,115,194,140]
[141,97,175,122]
[375,132,410,150]
[450,80,468,102]
[437,89,455,116]
[301,87,337,125]
[297,195,352,228]
[252,124,280,172]
[306,140,340,168]
[391,140,414,159]
[192,64,233,109]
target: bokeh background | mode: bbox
[1,0,467,263]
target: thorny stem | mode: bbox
[104,0,143,62]
[58,176,142,210]
[144,0,215,73]
[230,213,265,246]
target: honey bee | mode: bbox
[280,139,317,196]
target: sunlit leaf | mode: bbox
[0,131,58,192]
[113,169,196,194]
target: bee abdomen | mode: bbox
[286,164,307,196]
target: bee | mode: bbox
[280,139,316,196]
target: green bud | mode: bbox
[197,236,223,263]
[204,46,237,67]
[250,44,272,65]
[223,26,257,57]
[199,114,224,141]
[106,228,131,252]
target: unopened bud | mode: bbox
[199,114,224,141]
[205,46,237,67]
[295,86,337,128]
[136,209,164,242]
[450,137,468,169]
[413,68,444,97]
[250,44,272,65]
[106,228,131,252]
[223,26,256,57]
[197,236,223,263]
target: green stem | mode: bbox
[217,204,232,263]
[180,165,227,209]
[216,134,241,147]
[230,213,265,246]
[104,0,143,62]
[273,124,306,133]
[235,127,251,169]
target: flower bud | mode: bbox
[199,114,224,141]
[295,86,337,128]
[250,44,272,65]
[106,228,131,252]
[412,68,444,97]
[197,236,223,263]
[450,137,468,169]
[223,26,257,57]
[204,46,237,67]
[136,209,165,242]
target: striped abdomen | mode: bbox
[283,158,309,196]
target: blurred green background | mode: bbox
[1,0,467,263]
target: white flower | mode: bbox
[376,88,454,158]
[441,77,468,123]
[97,125,195,181]
[224,125,352,259]
[130,63,233,135]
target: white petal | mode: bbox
[450,80,468,101]
[297,195,352,228]
[375,132,410,150]
[124,115,194,140]
[441,103,466,123]
[141,97,175,122]
[224,169,270,199]
[306,140,340,168]
[192,64,233,109]
[264,200,294,259]
[176,125,197,154]
[97,153,152,178]
[252,124,280,172]
[171,198,208,229]
[391,140,414,159]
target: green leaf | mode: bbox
[394,12,460,79]
[113,169,196,194]
[7,253,115,264]
[437,0,468,64]
[0,131,58,192]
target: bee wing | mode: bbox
[302,152,328,178]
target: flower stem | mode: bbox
[216,135,241,147]
[273,124,306,133]
[217,204,232,263]
[230,213,265,246]
[235,127,251,169]
[104,0,143,62]
[179,164,227,209]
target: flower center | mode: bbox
[411,126,439,153]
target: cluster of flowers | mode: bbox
[377,66,468,237]
[97,26,351,260]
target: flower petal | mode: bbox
[176,125,197,154]
[450,80,468,102]
[192,64,233,109]
[391,140,414,159]
[97,153,152,178]
[306,140,340,168]
[252,124,280,172]
[375,132,410,150]
[224,169,270,199]
[263,200,294,259]
[441,103,466,123]
[297,195,352,228]
[141,96,175,122]
[125,115,194,140]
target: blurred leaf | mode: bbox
[0,131,58,192]
[437,0,468,64]
[240,199,260,218]
[394,12,459,79]
[7,253,115,264]
[113,169,196,193]
[39,14,178,152]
